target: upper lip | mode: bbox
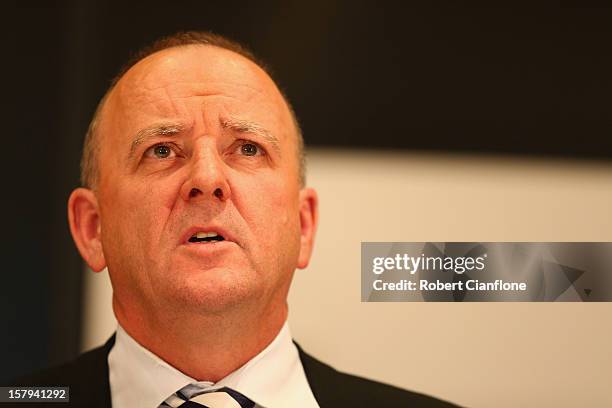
[180,225,237,246]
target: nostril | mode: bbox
[189,188,201,198]
[213,188,223,199]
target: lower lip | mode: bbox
[179,240,237,254]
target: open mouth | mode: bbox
[188,231,225,243]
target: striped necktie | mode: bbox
[162,385,256,408]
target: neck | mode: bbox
[113,296,288,382]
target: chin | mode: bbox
[165,267,261,312]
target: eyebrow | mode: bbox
[221,117,280,153]
[128,122,185,159]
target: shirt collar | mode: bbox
[108,321,319,408]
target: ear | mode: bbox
[67,188,106,272]
[296,187,318,269]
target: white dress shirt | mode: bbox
[108,321,320,408]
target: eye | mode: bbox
[239,142,262,156]
[145,144,176,159]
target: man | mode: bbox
[16,32,458,408]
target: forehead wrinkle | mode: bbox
[128,122,186,159]
[221,116,280,153]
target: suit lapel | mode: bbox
[295,342,339,408]
[90,334,115,408]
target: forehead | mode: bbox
[101,45,293,138]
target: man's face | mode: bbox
[88,45,314,317]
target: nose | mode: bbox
[179,144,231,203]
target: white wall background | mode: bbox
[82,149,612,408]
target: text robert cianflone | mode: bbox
[372,253,487,275]
[372,279,527,291]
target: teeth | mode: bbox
[194,231,219,239]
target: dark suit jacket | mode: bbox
[12,336,460,407]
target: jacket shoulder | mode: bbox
[297,344,460,408]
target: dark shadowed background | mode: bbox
[4,2,611,381]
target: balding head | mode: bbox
[81,31,305,190]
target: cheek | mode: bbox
[233,174,301,252]
[99,179,182,298]
[99,177,180,262]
